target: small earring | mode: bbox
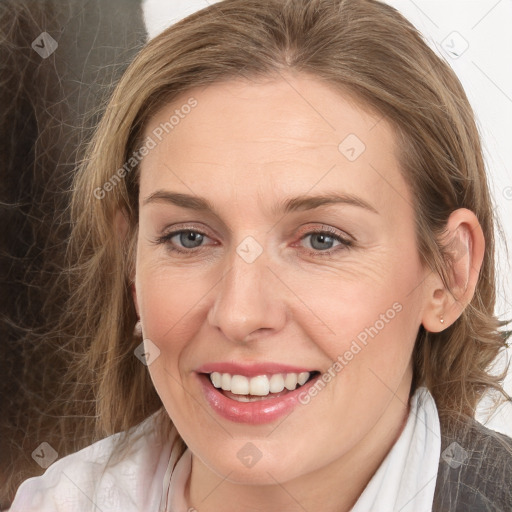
[134,320,142,337]
[440,315,444,324]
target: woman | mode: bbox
[10,0,512,510]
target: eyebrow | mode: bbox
[142,190,379,215]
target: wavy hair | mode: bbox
[60,0,510,450]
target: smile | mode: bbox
[209,371,312,400]
[196,363,321,424]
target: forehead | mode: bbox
[139,74,411,218]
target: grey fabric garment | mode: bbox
[433,417,512,511]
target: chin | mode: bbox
[204,441,310,482]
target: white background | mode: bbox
[142,0,512,435]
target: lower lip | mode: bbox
[197,373,320,424]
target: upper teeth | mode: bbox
[209,372,310,396]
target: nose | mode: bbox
[207,248,287,344]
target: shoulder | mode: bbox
[433,416,512,511]
[9,411,176,512]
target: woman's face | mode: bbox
[134,73,431,485]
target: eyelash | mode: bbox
[153,225,353,257]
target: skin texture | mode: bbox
[131,72,484,512]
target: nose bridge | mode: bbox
[208,239,285,342]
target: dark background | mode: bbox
[0,1,146,506]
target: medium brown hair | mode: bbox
[61,0,510,449]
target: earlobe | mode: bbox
[421,277,452,333]
[421,208,485,332]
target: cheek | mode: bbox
[136,256,211,342]
[135,263,210,421]
[288,251,423,377]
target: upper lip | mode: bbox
[196,362,316,377]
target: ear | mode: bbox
[114,208,139,317]
[421,208,485,332]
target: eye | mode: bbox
[154,228,214,254]
[153,224,353,257]
[297,226,353,255]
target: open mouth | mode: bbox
[197,366,323,424]
[205,370,321,402]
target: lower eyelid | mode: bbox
[299,241,351,257]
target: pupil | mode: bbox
[181,231,203,248]
[311,234,333,251]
